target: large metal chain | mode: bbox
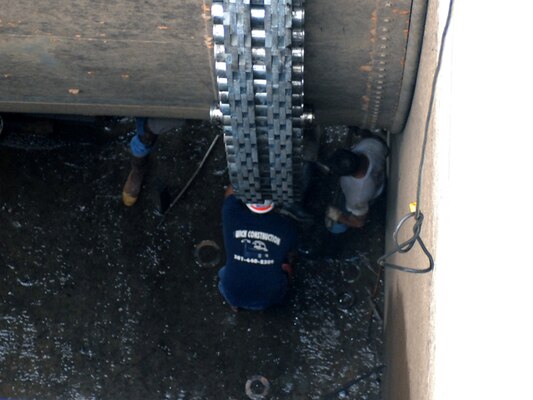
[212,0,305,205]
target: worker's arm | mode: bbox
[287,250,298,265]
[337,211,366,228]
[224,184,235,198]
[326,206,367,228]
[282,248,299,282]
[281,263,294,281]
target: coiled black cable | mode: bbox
[378,0,455,274]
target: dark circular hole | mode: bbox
[245,375,270,400]
[194,240,221,268]
[198,245,218,264]
[251,380,265,394]
[337,291,355,309]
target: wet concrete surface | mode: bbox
[0,116,385,399]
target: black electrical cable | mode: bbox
[321,365,385,399]
[377,0,455,274]
[156,134,220,229]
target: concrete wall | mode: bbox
[382,0,440,397]
[383,0,533,399]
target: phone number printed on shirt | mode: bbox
[234,254,275,265]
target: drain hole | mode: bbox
[194,240,222,268]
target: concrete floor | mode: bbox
[0,118,386,399]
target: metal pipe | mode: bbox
[0,0,426,133]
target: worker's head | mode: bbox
[327,148,361,176]
[246,200,275,214]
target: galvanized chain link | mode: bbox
[212,0,305,205]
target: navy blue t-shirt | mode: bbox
[218,195,298,310]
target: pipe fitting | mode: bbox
[209,103,223,125]
[301,110,315,126]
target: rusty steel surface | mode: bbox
[0,0,217,119]
[0,0,426,132]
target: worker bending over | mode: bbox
[325,135,388,233]
[218,186,298,311]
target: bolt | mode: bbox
[210,103,224,124]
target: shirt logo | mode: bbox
[234,229,281,246]
[233,229,281,266]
